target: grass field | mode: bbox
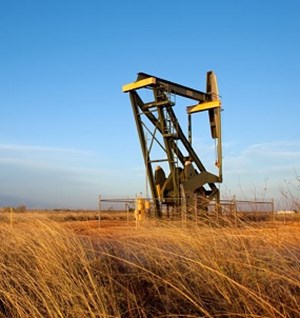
[0,210,300,317]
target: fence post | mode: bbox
[180,185,187,227]
[233,195,237,227]
[272,198,275,223]
[10,207,13,226]
[98,194,101,228]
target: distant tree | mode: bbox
[3,206,12,213]
[15,205,26,213]
[281,174,300,211]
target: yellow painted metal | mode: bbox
[206,72,222,182]
[207,72,219,101]
[144,199,150,210]
[134,197,146,222]
[122,77,156,92]
[187,100,221,114]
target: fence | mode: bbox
[98,195,275,220]
[218,198,275,214]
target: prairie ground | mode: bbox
[0,209,300,317]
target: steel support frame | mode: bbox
[125,73,222,217]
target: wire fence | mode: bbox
[217,199,275,214]
[98,195,276,222]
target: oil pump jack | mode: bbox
[122,71,222,217]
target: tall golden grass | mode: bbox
[0,215,300,317]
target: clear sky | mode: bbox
[0,0,299,209]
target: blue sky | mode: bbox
[0,0,299,209]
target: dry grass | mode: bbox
[0,213,300,317]
[0,209,133,223]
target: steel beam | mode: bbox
[137,72,209,102]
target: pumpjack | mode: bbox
[122,71,222,217]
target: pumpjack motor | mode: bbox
[123,71,222,217]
